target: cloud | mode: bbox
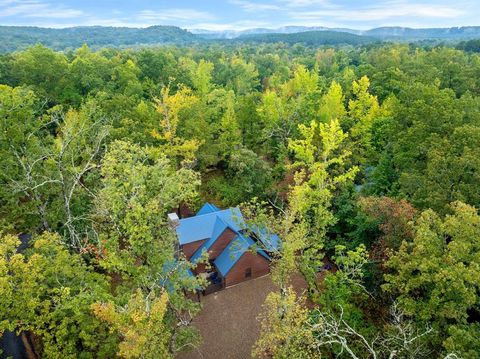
[229,0,280,12]
[0,2,215,28]
[0,0,475,30]
[64,9,216,29]
[290,1,465,23]
[136,8,215,22]
[0,0,84,19]
[278,0,333,8]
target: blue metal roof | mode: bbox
[190,216,231,263]
[196,202,221,216]
[160,260,197,293]
[214,235,251,276]
[214,234,270,277]
[250,225,281,252]
[176,207,245,245]
[176,203,276,278]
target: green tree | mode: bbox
[218,90,242,158]
[92,140,203,354]
[10,45,73,104]
[0,85,55,232]
[0,232,116,358]
[289,119,358,237]
[218,55,259,95]
[318,80,346,123]
[69,44,113,98]
[375,82,480,212]
[345,76,386,165]
[257,65,320,159]
[288,118,358,289]
[184,58,214,96]
[384,201,480,358]
[93,140,199,278]
[0,86,110,243]
[212,148,272,205]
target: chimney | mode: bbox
[168,212,180,229]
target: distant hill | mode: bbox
[193,25,480,42]
[364,26,480,40]
[190,26,361,39]
[1,25,480,53]
[235,31,376,46]
[0,25,199,52]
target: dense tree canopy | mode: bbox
[1,40,480,358]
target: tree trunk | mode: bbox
[20,331,39,359]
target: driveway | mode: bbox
[177,273,307,359]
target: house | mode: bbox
[169,203,280,291]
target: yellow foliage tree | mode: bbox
[93,289,171,359]
[152,86,201,165]
[253,287,313,358]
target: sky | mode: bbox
[0,0,478,30]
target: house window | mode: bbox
[245,267,252,278]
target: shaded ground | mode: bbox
[177,273,308,359]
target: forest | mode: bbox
[1,40,480,359]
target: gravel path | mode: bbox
[177,273,307,359]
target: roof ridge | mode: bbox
[189,215,235,263]
[182,207,238,221]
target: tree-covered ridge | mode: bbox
[0,25,200,53]
[0,41,480,358]
[236,31,377,46]
[2,25,480,54]
[363,26,480,40]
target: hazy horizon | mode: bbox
[0,0,478,31]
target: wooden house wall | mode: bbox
[225,251,270,287]
[181,239,205,260]
[208,228,236,259]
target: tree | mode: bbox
[93,140,199,278]
[111,58,143,98]
[253,287,313,359]
[92,140,203,354]
[53,106,110,249]
[307,301,436,359]
[345,76,385,165]
[318,80,346,123]
[218,55,259,95]
[375,82,480,212]
[254,240,435,359]
[384,201,480,358]
[0,85,55,232]
[0,88,110,246]
[184,58,214,96]
[152,86,200,166]
[69,44,113,98]
[257,89,292,157]
[289,118,359,239]
[414,125,480,212]
[315,244,370,324]
[0,232,116,358]
[217,90,242,158]
[288,118,358,289]
[359,196,417,260]
[212,148,272,205]
[92,289,173,359]
[10,45,73,104]
[257,65,321,159]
